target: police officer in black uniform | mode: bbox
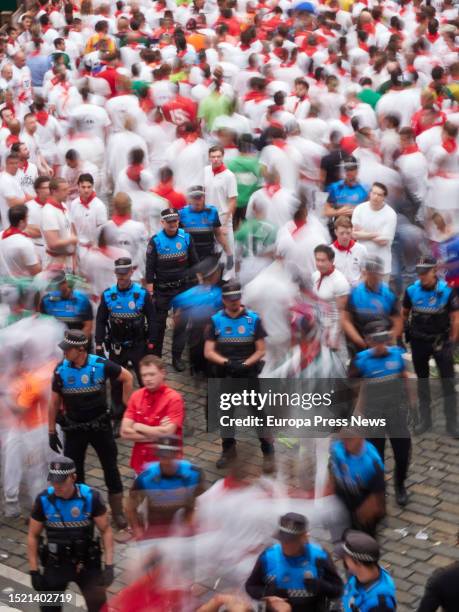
[95,257,156,434]
[145,207,199,371]
[40,271,93,336]
[403,256,459,437]
[48,330,133,529]
[28,457,114,612]
[245,512,343,612]
[204,280,275,470]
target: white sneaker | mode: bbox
[4,501,21,518]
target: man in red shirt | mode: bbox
[120,356,185,474]
[161,84,198,127]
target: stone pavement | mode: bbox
[1,334,459,611]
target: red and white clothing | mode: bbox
[331,240,368,287]
[41,200,74,270]
[259,142,301,191]
[0,171,25,230]
[165,136,208,193]
[203,164,238,224]
[104,216,149,282]
[26,198,46,262]
[69,193,108,248]
[17,161,38,196]
[0,228,39,277]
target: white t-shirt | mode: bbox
[41,202,74,267]
[0,231,39,277]
[0,171,25,230]
[352,202,397,274]
[312,267,350,302]
[26,199,46,249]
[259,144,300,191]
[331,241,368,287]
[204,166,238,221]
[69,195,108,246]
[165,138,208,193]
[17,162,38,195]
[68,103,111,140]
[103,218,148,281]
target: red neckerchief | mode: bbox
[317,265,335,290]
[362,22,375,35]
[272,139,287,150]
[19,160,28,172]
[443,138,457,154]
[126,164,144,183]
[2,226,28,240]
[153,182,173,197]
[6,134,19,147]
[46,197,65,211]
[293,95,307,113]
[359,42,369,52]
[212,163,226,175]
[401,144,419,155]
[291,219,306,237]
[111,214,130,226]
[426,33,439,44]
[222,475,250,490]
[184,132,199,144]
[35,197,47,207]
[80,191,97,208]
[333,239,355,253]
[244,90,266,103]
[265,183,281,197]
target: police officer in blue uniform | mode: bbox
[95,257,156,433]
[342,256,403,354]
[204,280,275,470]
[245,512,343,612]
[329,435,386,540]
[339,530,397,612]
[126,435,204,538]
[172,255,223,375]
[403,256,459,437]
[145,207,199,372]
[179,185,233,265]
[40,271,93,337]
[28,457,114,612]
[48,330,133,529]
[351,322,412,507]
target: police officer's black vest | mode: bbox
[40,484,94,544]
[102,283,147,345]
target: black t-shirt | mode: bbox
[31,487,106,522]
[320,148,346,187]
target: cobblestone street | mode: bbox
[1,336,458,611]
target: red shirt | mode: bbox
[153,181,186,209]
[124,385,184,473]
[162,95,197,126]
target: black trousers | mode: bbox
[40,563,106,612]
[216,366,274,456]
[64,425,123,494]
[109,343,145,418]
[154,287,188,358]
[367,436,411,486]
[410,338,457,425]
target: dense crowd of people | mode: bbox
[0,0,458,609]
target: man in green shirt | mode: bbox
[357,78,382,110]
[235,203,277,285]
[227,135,261,228]
[198,68,232,132]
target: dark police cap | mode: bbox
[364,320,391,343]
[416,256,437,274]
[187,185,205,198]
[342,155,359,170]
[336,530,380,563]
[114,257,133,273]
[48,457,76,483]
[161,207,179,221]
[196,255,222,278]
[222,281,242,301]
[277,512,308,540]
[58,329,88,351]
[156,434,181,456]
[364,255,384,274]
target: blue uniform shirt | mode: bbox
[41,289,93,330]
[179,205,221,259]
[347,282,399,337]
[327,180,369,208]
[329,439,385,510]
[354,346,405,380]
[403,279,457,340]
[343,568,396,612]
